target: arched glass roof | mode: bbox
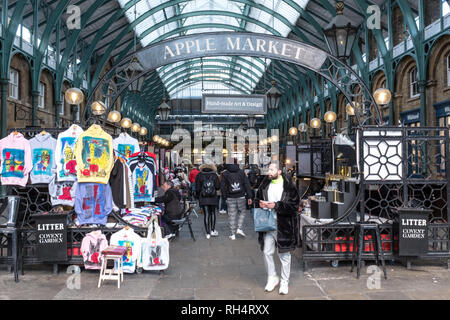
[117,0,311,98]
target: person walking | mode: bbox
[217,164,227,214]
[254,162,299,295]
[188,165,200,196]
[195,163,220,239]
[221,162,253,240]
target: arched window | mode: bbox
[38,82,45,109]
[409,67,419,98]
[9,69,19,100]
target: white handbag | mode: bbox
[141,215,169,271]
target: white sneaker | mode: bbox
[210,230,219,237]
[264,276,280,292]
[279,281,289,295]
[206,234,211,239]
[219,210,226,214]
[165,233,175,239]
[236,229,246,237]
[229,234,236,240]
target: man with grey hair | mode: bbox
[155,180,182,239]
[254,162,299,295]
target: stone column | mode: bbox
[31,90,40,126]
[55,100,63,127]
[418,80,427,126]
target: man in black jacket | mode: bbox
[255,162,299,295]
[221,163,253,240]
[155,180,182,239]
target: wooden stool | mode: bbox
[98,246,128,289]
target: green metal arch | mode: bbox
[151,66,258,94]
[90,9,282,90]
[164,69,254,93]
[149,60,263,91]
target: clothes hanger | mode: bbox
[40,129,47,135]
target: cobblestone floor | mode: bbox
[0,210,449,300]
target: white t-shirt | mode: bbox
[268,177,284,202]
[55,124,84,182]
[113,133,140,161]
[110,228,142,273]
[267,176,284,229]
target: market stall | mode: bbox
[0,126,163,279]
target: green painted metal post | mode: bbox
[0,78,8,138]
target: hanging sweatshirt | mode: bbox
[49,176,77,207]
[81,230,109,270]
[110,228,142,273]
[74,182,113,225]
[0,132,33,187]
[55,124,84,182]
[74,124,114,184]
[113,133,140,161]
[109,159,126,210]
[29,133,57,184]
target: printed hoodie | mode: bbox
[81,230,109,270]
[74,124,114,184]
[55,124,84,182]
[29,133,57,184]
[74,182,113,225]
[0,132,33,187]
[113,133,140,161]
[110,228,142,273]
[49,175,77,207]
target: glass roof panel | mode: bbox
[172,81,248,99]
[117,0,310,97]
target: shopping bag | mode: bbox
[141,215,169,271]
[252,208,276,232]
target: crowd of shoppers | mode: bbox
[155,160,300,295]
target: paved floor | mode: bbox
[0,210,449,300]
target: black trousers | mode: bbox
[202,205,217,235]
[161,215,177,235]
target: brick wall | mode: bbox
[426,35,450,126]
[392,5,405,46]
[7,53,32,129]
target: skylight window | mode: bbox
[117,0,310,97]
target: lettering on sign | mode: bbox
[137,33,328,72]
[398,210,429,256]
[35,215,68,261]
[202,94,266,114]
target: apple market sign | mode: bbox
[135,32,327,72]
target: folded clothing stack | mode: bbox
[120,206,162,227]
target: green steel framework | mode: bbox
[0,0,449,138]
